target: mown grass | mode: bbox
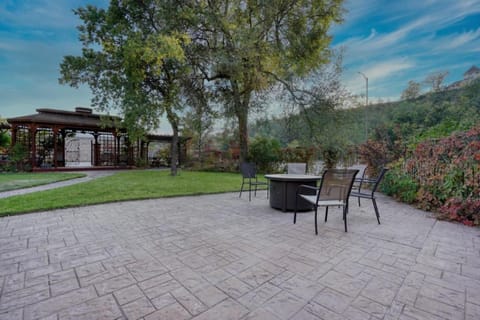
[0,172,86,192]
[0,170,266,216]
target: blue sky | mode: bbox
[1,0,479,122]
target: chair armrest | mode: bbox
[296,184,319,195]
[355,177,375,192]
[360,178,377,184]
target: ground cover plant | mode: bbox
[0,170,262,216]
[0,172,85,192]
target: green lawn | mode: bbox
[0,172,86,192]
[0,170,266,216]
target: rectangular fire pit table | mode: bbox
[264,174,322,212]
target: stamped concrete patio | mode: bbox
[0,191,479,320]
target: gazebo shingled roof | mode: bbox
[7,107,121,131]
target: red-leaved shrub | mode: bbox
[406,126,480,224]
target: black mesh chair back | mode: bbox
[317,169,358,203]
[294,169,358,234]
[239,162,268,201]
[240,162,256,179]
[287,163,307,174]
[349,164,367,205]
[350,167,389,224]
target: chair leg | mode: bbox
[294,197,298,224]
[343,206,348,232]
[324,206,329,222]
[372,198,381,224]
[248,182,252,202]
[239,181,244,198]
[314,207,318,235]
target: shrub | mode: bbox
[7,143,30,172]
[380,166,418,203]
[0,130,10,148]
[248,137,281,173]
[398,126,480,222]
[378,126,480,226]
[321,145,341,169]
[281,146,315,163]
[358,139,390,176]
[439,197,480,226]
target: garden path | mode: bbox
[0,170,125,199]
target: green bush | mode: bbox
[248,137,281,173]
[0,130,10,148]
[6,143,30,172]
[380,166,418,203]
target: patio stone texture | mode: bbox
[0,191,479,319]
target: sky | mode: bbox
[1,0,479,125]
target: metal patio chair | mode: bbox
[350,167,389,225]
[239,162,268,201]
[287,162,307,174]
[348,164,367,206]
[294,169,359,234]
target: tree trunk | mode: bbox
[232,81,251,164]
[238,110,248,163]
[166,109,179,176]
[170,125,178,176]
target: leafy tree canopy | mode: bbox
[191,0,344,160]
[60,1,196,174]
[60,0,344,166]
[401,80,421,100]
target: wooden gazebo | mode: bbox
[7,107,188,171]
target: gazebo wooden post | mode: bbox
[93,133,100,166]
[60,130,67,168]
[53,127,59,168]
[11,125,17,147]
[145,141,150,166]
[136,138,141,165]
[29,124,37,169]
[114,132,119,166]
[179,138,187,165]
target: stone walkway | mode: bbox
[0,170,120,199]
[0,191,479,319]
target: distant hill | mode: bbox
[446,65,480,90]
[250,77,480,150]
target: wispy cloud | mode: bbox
[344,58,414,93]
[334,0,480,100]
[435,28,480,51]
[364,59,415,82]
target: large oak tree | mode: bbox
[190,0,344,161]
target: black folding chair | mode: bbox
[350,168,389,225]
[239,162,268,201]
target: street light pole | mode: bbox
[358,72,368,140]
